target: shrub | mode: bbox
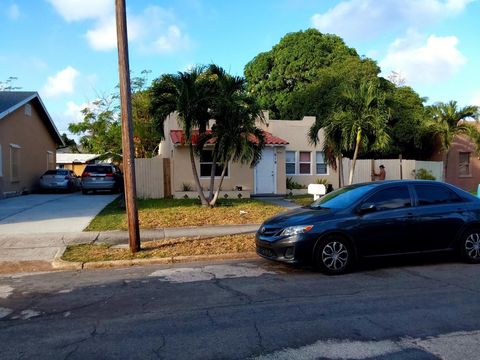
[181,183,192,191]
[315,178,329,186]
[415,168,436,180]
[286,177,306,190]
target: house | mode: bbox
[430,134,480,192]
[56,152,101,176]
[158,111,338,198]
[0,91,63,198]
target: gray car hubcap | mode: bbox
[322,241,348,270]
[465,233,480,260]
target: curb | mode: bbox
[51,247,258,271]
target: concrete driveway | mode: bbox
[0,192,118,235]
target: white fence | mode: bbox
[341,158,443,184]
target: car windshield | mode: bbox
[310,184,377,209]
[44,170,68,176]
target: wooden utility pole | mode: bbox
[115,0,140,252]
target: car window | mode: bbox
[364,186,411,211]
[414,185,463,206]
[44,170,68,176]
[85,165,112,174]
[310,184,378,209]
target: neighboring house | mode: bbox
[56,153,101,176]
[159,112,338,197]
[430,134,480,192]
[0,91,63,198]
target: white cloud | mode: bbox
[380,32,466,86]
[311,0,474,41]
[64,101,92,123]
[46,0,113,22]
[42,66,80,98]
[7,4,20,20]
[47,1,189,54]
[151,25,190,54]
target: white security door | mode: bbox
[255,148,276,194]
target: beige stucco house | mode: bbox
[159,111,338,198]
[0,91,63,198]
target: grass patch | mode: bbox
[285,194,314,207]
[86,197,284,231]
[62,234,255,262]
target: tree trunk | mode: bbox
[337,155,344,188]
[348,129,362,185]
[208,145,219,201]
[209,160,229,207]
[443,149,449,182]
[189,144,208,206]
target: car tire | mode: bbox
[459,228,480,264]
[82,189,88,195]
[314,236,353,275]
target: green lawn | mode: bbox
[86,197,284,231]
[285,194,314,207]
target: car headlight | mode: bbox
[280,225,314,236]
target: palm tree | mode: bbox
[320,81,390,185]
[428,101,479,178]
[197,66,266,206]
[149,66,216,206]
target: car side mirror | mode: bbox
[358,203,377,215]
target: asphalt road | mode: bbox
[1,256,480,360]
[0,192,118,234]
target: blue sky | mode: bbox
[1,0,479,137]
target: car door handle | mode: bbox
[407,212,415,219]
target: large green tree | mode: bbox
[244,29,379,119]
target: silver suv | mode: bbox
[81,164,123,194]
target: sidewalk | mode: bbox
[0,224,261,272]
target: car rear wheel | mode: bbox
[315,236,353,275]
[82,189,88,195]
[460,229,480,264]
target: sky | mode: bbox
[1,0,479,138]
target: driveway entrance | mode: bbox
[0,193,118,234]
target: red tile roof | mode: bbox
[170,130,289,146]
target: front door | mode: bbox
[255,148,276,194]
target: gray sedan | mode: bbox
[39,169,80,192]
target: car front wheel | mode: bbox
[315,236,353,275]
[460,229,480,264]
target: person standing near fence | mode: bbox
[373,165,386,180]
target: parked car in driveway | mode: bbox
[256,180,480,274]
[81,164,123,194]
[39,169,80,192]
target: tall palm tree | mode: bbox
[428,101,479,178]
[149,66,216,206]
[321,81,390,185]
[197,67,265,206]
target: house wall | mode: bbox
[430,134,480,192]
[262,116,340,190]
[0,103,56,197]
[61,163,87,176]
[171,146,254,192]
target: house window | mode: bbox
[47,151,54,170]
[299,151,311,174]
[286,151,296,175]
[10,144,21,182]
[459,152,470,176]
[316,151,328,175]
[200,150,229,177]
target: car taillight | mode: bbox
[82,172,90,177]
[105,173,114,177]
